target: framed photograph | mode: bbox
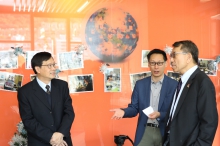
[141,50,150,67]
[0,71,23,92]
[167,71,181,81]
[25,51,40,69]
[68,74,94,93]
[57,51,84,70]
[0,51,18,69]
[104,68,121,92]
[130,71,151,91]
[198,58,217,76]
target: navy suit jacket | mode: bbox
[17,78,75,146]
[164,68,218,146]
[123,75,177,146]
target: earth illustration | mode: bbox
[85,8,139,63]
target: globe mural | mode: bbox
[85,8,139,63]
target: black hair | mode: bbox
[172,40,198,64]
[31,52,52,74]
[147,48,167,61]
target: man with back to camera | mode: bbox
[163,40,218,146]
[110,49,178,146]
[17,52,75,146]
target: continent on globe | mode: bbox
[85,7,139,63]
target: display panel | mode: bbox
[0,14,30,41]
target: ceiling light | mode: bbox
[77,1,89,13]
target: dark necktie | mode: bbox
[165,78,182,133]
[45,85,50,94]
[45,85,51,106]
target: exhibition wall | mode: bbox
[0,0,219,145]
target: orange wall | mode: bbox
[0,0,220,145]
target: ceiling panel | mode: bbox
[0,0,126,14]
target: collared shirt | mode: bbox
[147,76,164,124]
[36,77,51,92]
[169,65,198,119]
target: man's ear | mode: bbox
[187,53,193,63]
[35,66,40,74]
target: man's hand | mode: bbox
[50,132,64,146]
[110,109,125,120]
[58,140,68,146]
[148,111,160,119]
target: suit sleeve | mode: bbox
[194,77,218,145]
[123,82,139,117]
[17,88,53,143]
[57,82,75,137]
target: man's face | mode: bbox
[35,57,56,83]
[170,46,189,75]
[148,54,166,78]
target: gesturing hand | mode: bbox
[110,109,125,120]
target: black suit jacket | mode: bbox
[164,68,218,146]
[17,78,75,146]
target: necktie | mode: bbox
[45,85,51,106]
[165,78,182,133]
[45,85,50,94]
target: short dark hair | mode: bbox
[31,52,52,74]
[172,40,198,64]
[147,49,167,61]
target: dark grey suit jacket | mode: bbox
[17,78,75,146]
[165,68,218,146]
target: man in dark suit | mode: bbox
[110,49,178,146]
[163,40,218,146]
[17,52,75,146]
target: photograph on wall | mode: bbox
[57,51,84,70]
[198,58,217,76]
[167,71,181,81]
[34,17,67,54]
[0,51,18,69]
[25,51,40,69]
[104,68,121,92]
[0,14,30,41]
[130,71,151,91]
[0,71,23,92]
[70,18,83,42]
[30,74,36,81]
[68,74,94,93]
[141,50,150,67]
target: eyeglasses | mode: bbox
[41,63,56,69]
[170,52,187,58]
[149,62,165,66]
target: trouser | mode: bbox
[137,126,162,146]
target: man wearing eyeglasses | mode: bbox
[163,40,218,146]
[17,52,75,146]
[110,49,178,146]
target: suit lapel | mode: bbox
[158,75,167,110]
[51,80,60,110]
[145,77,151,108]
[32,79,51,109]
[172,68,200,119]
